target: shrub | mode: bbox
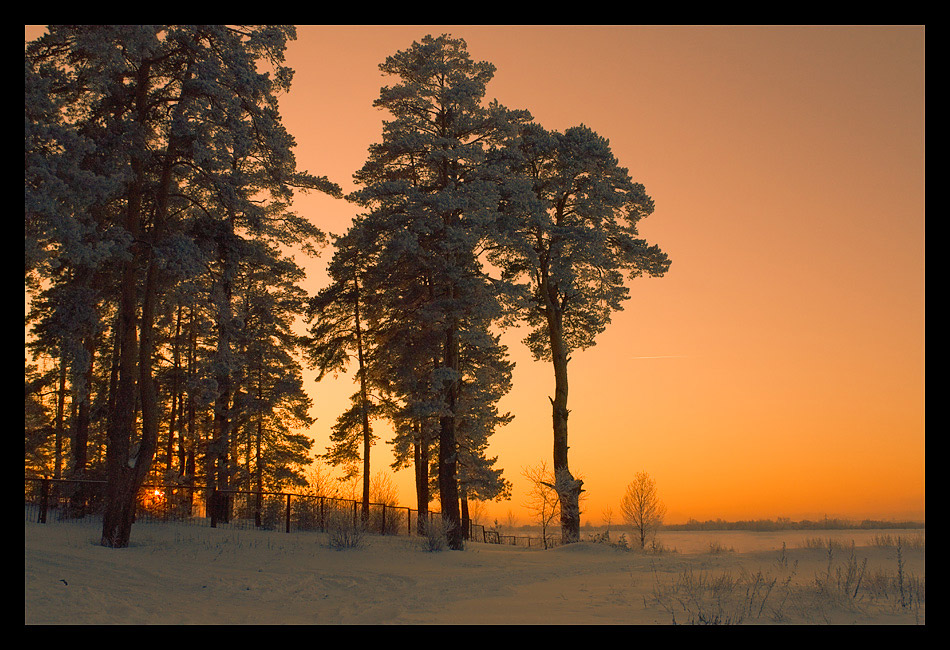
[292,495,324,532]
[647,537,675,554]
[368,503,406,535]
[325,509,367,550]
[257,495,286,530]
[419,515,458,552]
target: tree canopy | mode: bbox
[25,25,340,547]
[26,29,669,549]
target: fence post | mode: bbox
[408,508,412,536]
[381,504,386,535]
[353,500,357,529]
[210,489,218,528]
[320,496,325,531]
[285,493,292,533]
[38,478,50,524]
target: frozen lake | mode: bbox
[592,527,925,554]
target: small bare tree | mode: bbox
[601,505,615,539]
[467,499,486,527]
[620,471,666,549]
[369,471,399,507]
[504,508,518,530]
[522,461,561,549]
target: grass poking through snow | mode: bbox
[644,537,924,624]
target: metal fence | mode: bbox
[24,478,554,548]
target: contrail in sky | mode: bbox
[629,355,687,359]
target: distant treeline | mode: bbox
[664,517,925,531]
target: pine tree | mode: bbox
[25,26,339,547]
[349,35,527,549]
[26,34,122,485]
[455,326,514,536]
[493,122,671,543]
[25,362,55,476]
[233,243,316,519]
[304,222,379,522]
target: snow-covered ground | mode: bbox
[25,520,924,624]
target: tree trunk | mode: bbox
[181,306,197,486]
[353,275,371,524]
[54,354,67,480]
[100,254,141,547]
[101,138,168,547]
[546,307,583,544]
[413,421,429,535]
[255,354,264,527]
[165,304,183,474]
[101,53,188,546]
[69,337,94,516]
[438,320,463,550]
[212,231,234,523]
[134,253,162,486]
[100,68,147,545]
[71,336,95,477]
[255,408,263,527]
[460,488,470,541]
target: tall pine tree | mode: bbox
[493,122,671,543]
[349,35,528,548]
[26,25,339,547]
[304,222,379,522]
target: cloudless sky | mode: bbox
[26,25,926,526]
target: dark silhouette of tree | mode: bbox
[25,25,340,547]
[348,35,529,549]
[304,223,379,522]
[493,122,671,543]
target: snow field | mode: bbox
[25,520,924,624]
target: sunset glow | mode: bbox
[278,25,924,526]
[26,25,925,527]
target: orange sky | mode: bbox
[27,25,926,525]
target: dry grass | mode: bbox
[870,531,925,550]
[706,540,735,555]
[646,563,783,625]
[796,536,852,551]
[644,539,925,624]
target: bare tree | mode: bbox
[467,498,487,527]
[620,471,667,549]
[601,505,615,537]
[521,461,561,549]
[369,471,400,508]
